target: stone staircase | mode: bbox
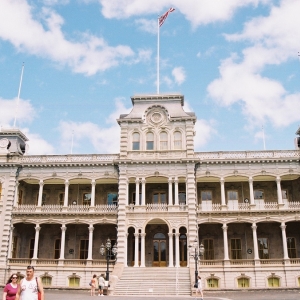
[113,267,191,296]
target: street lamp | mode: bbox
[189,239,205,288]
[100,238,118,281]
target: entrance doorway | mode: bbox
[179,234,187,266]
[153,233,167,267]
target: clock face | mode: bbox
[0,138,9,148]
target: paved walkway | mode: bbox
[44,289,300,300]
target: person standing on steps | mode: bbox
[195,276,204,300]
[15,266,44,300]
[98,274,105,296]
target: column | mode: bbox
[63,180,69,207]
[91,180,96,207]
[141,178,146,206]
[134,232,139,267]
[220,178,226,206]
[174,178,179,205]
[7,226,14,258]
[168,178,173,205]
[37,180,44,206]
[87,225,94,260]
[276,177,283,205]
[59,225,67,260]
[32,225,41,259]
[168,233,174,267]
[222,224,229,260]
[249,177,255,205]
[135,178,140,206]
[175,232,180,267]
[125,233,128,267]
[140,233,146,267]
[280,222,289,259]
[251,223,259,260]
[13,182,19,206]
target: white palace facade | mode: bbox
[0,94,300,295]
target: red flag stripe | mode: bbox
[159,7,175,27]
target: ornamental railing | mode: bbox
[146,203,168,212]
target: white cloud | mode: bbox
[99,0,270,27]
[172,67,186,85]
[0,0,138,76]
[194,119,216,150]
[207,0,300,128]
[135,19,157,34]
[58,98,131,153]
[0,97,35,127]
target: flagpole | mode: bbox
[13,63,25,128]
[157,16,160,94]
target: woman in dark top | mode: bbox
[2,273,19,300]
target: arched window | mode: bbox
[237,277,249,288]
[69,276,80,287]
[268,276,280,288]
[160,131,168,150]
[41,276,52,287]
[132,132,140,150]
[207,278,219,288]
[174,131,182,149]
[146,132,154,150]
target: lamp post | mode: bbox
[100,238,117,281]
[189,239,205,288]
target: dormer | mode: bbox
[117,94,196,160]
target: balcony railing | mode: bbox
[200,258,297,266]
[12,204,118,214]
[126,203,188,212]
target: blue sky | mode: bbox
[1,0,300,155]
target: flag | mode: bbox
[159,7,175,27]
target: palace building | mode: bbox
[0,93,300,295]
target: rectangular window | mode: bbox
[153,192,166,204]
[54,239,61,259]
[228,190,238,201]
[201,191,212,201]
[230,238,242,259]
[207,278,218,288]
[69,277,80,287]
[79,240,89,259]
[29,238,35,258]
[146,141,154,150]
[58,193,64,205]
[203,239,214,260]
[83,193,91,205]
[254,190,264,199]
[132,142,140,150]
[12,236,18,258]
[107,192,118,205]
[258,238,269,259]
[287,237,297,258]
[132,192,142,205]
[178,192,186,204]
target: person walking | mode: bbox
[196,276,204,300]
[90,274,97,296]
[2,273,19,300]
[15,266,44,300]
[98,274,105,296]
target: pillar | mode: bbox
[276,177,283,205]
[175,232,180,267]
[87,225,94,260]
[59,225,67,260]
[91,180,96,207]
[7,226,14,258]
[168,178,173,205]
[222,224,229,260]
[220,178,226,206]
[134,232,139,267]
[249,177,255,205]
[37,180,44,206]
[168,233,173,267]
[135,178,140,206]
[63,180,69,207]
[13,182,19,206]
[251,223,259,260]
[32,225,41,259]
[174,178,179,205]
[140,233,146,267]
[141,178,146,206]
[280,222,289,259]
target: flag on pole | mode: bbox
[159,7,175,27]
